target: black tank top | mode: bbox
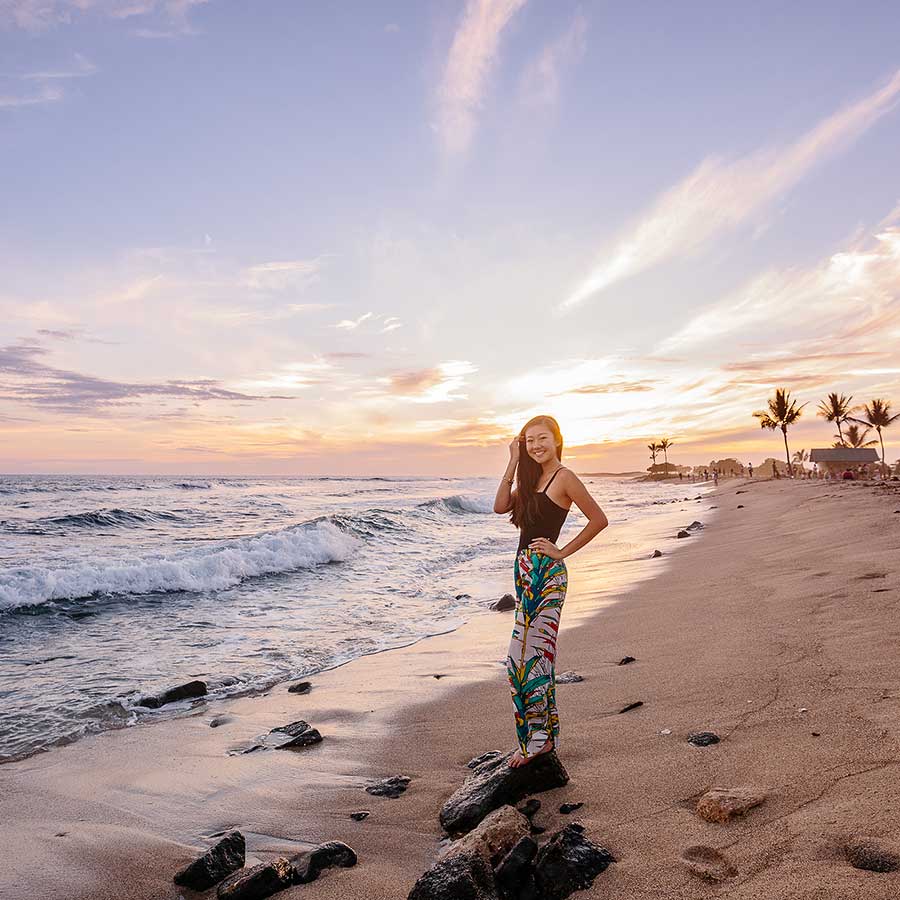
[517,467,570,553]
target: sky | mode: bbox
[1,0,899,475]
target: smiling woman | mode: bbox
[493,415,609,768]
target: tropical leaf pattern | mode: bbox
[506,548,568,757]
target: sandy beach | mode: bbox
[4,477,900,899]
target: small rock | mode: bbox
[676,530,690,538]
[736,490,746,494]
[517,798,541,818]
[811,731,821,737]
[617,656,636,666]
[737,504,744,509]
[680,845,737,881]
[687,731,720,746]
[138,679,207,709]
[491,594,516,612]
[407,850,498,900]
[659,729,672,735]
[455,593,471,600]
[269,720,323,750]
[493,837,538,899]
[366,775,411,798]
[559,802,583,814]
[650,549,663,558]
[209,715,233,728]
[695,787,766,823]
[293,841,357,884]
[468,751,503,769]
[439,751,569,835]
[532,823,615,899]
[556,672,583,684]
[216,857,293,900]
[619,701,643,713]
[441,805,530,867]
[174,831,245,890]
[687,520,704,530]
[350,811,369,821]
[530,824,546,835]
[845,840,900,872]
[287,681,311,695]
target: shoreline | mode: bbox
[6,478,900,898]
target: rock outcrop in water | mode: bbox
[137,679,207,709]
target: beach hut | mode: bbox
[809,448,879,477]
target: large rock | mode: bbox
[173,830,245,890]
[493,836,538,900]
[138,679,206,709]
[441,805,530,867]
[407,850,498,900]
[366,775,411,798]
[695,787,766,823]
[440,751,569,836]
[216,857,293,900]
[491,594,516,612]
[269,719,323,750]
[293,840,357,883]
[532,824,614,899]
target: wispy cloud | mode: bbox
[435,0,527,157]
[241,258,324,292]
[22,52,97,79]
[380,360,477,403]
[1,0,208,33]
[519,9,587,107]
[561,67,900,311]
[0,82,63,108]
[334,312,402,333]
[0,341,291,413]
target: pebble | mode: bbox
[617,656,636,666]
[559,802,583,814]
[687,731,720,746]
[349,811,369,821]
[366,775,411,798]
[287,681,312,695]
[695,787,766,823]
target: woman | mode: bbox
[494,415,608,768]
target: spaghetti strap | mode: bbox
[540,467,565,493]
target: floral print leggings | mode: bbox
[506,548,568,758]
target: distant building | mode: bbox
[755,457,792,478]
[708,458,742,476]
[809,448,879,476]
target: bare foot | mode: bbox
[507,740,554,768]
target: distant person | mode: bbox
[494,416,608,768]
[713,471,719,486]
[748,463,753,478]
[678,471,683,481]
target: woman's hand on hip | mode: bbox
[529,538,563,559]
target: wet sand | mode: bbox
[4,478,900,899]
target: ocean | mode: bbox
[0,473,707,762]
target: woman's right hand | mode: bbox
[508,436,521,463]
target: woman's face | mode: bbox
[524,425,558,464]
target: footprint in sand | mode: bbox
[680,845,737,881]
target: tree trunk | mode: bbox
[837,418,845,447]
[782,426,793,476]
[878,427,886,475]
[663,449,668,475]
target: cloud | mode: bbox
[22,52,97,79]
[556,379,655,395]
[1,0,208,32]
[519,8,587,107]
[435,0,527,157]
[0,82,63,108]
[0,342,292,413]
[334,311,402,333]
[241,258,324,292]
[562,67,900,311]
[380,360,477,403]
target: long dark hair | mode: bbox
[510,415,564,528]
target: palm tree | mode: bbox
[792,448,809,469]
[834,423,877,449]
[752,388,807,476]
[817,393,856,447]
[647,442,658,471]
[849,399,900,474]
[658,438,673,476]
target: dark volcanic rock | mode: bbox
[293,841,357,884]
[650,549,663,558]
[532,823,615,899]
[845,840,900,872]
[468,751,503,769]
[174,830,245,890]
[366,775,411,798]
[555,671,583,684]
[287,680,311,694]
[676,530,690,538]
[216,857,293,899]
[529,824,546,835]
[617,655,636,666]
[619,701,643,713]
[270,719,323,750]
[350,811,370,821]
[737,504,744,508]
[439,751,569,836]
[559,802,583,815]
[493,836,538,900]
[138,679,207,709]
[687,731,720,747]
[687,520,703,530]
[491,594,516,612]
[407,850,498,900]
[517,798,541,818]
